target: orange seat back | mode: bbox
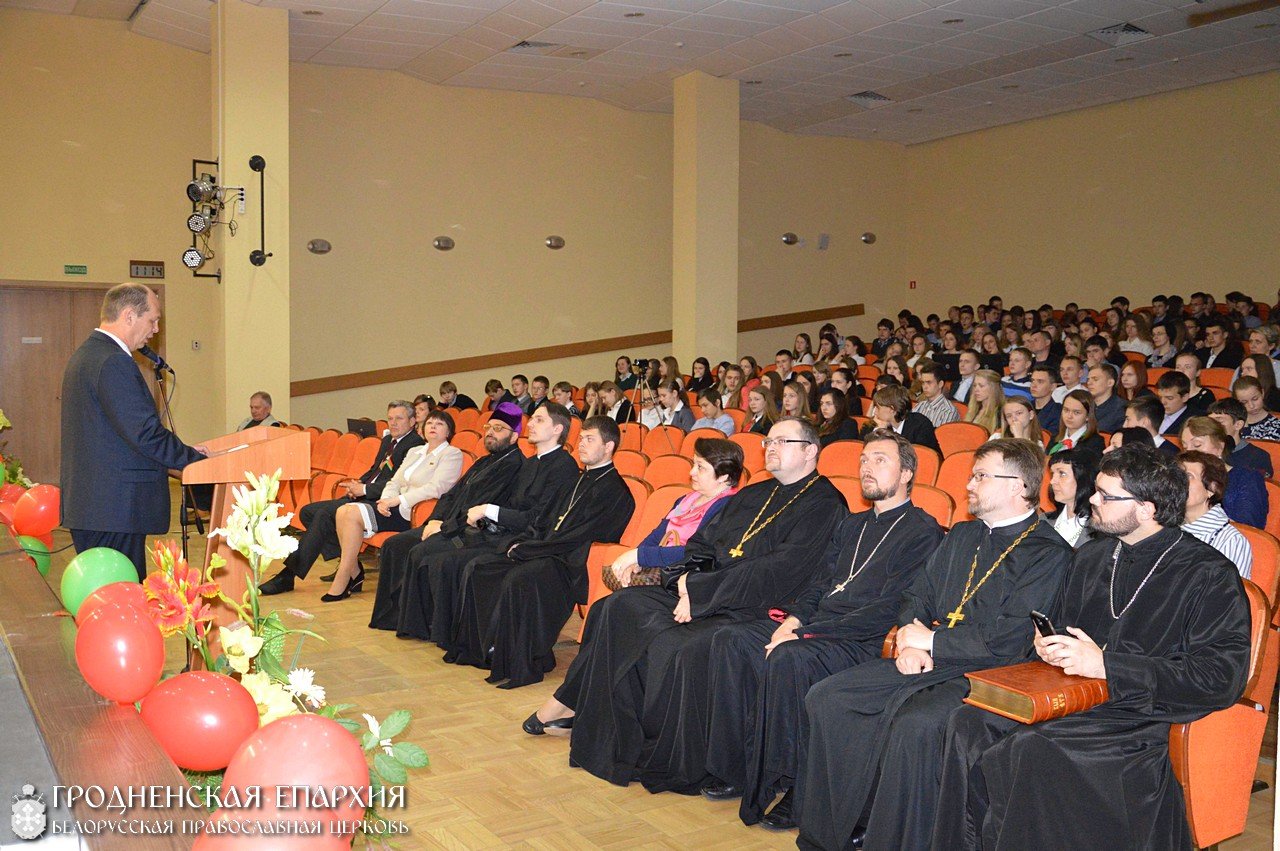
[913,445,941,487]
[453,408,481,432]
[452,430,481,456]
[613,449,649,479]
[309,429,341,472]
[1199,367,1235,390]
[912,484,954,528]
[817,440,862,478]
[1253,439,1280,479]
[935,451,976,522]
[827,475,869,513]
[642,425,686,459]
[936,421,990,458]
[347,436,383,478]
[857,364,881,381]
[680,427,729,458]
[1265,479,1280,539]
[618,422,647,453]
[619,476,652,546]
[724,408,749,431]
[730,432,766,473]
[325,432,360,475]
[644,455,693,490]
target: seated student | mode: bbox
[1154,370,1196,436]
[796,439,1073,851]
[509,374,534,415]
[1208,397,1273,477]
[581,381,605,419]
[913,362,959,428]
[1181,415,1268,528]
[692,389,736,437]
[598,380,635,424]
[1119,313,1155,356]
[1028,364,1061,436]
[933,447,1250,851]
[989,396,1042,443]
[527,376,550,415]
[1047,448,1097,547]
[1106,426,1156,454]
[1050,355,1086,404]
[705,431,945,829]
[775,349,797,382]
[484,378,516,409]
[1175,351,1218,414]
[739,356,763,394]
[998,347,1033,399]
[686,357,716,393]
[445,416,635,688]
[1180,450,1253,578]
[860,383,941,454]
[1024,329,1058,369]
[781,380,814,422]
[236,391,281,429]
[643,380,695,432]
[1236,376,1280,441]
[598,438,741,593]
[1123,395,1178,456]
[1237,353,1280,411]
[870,320,896,359]
[743,386,778,436]
[1117,361,1153,401]
[550,381,581,418]
[530,418,846,791]
[932,333,962,384]
[1196,315,1244,369]
[613,356,638,391]
[260,401,425,595]
[829,367,862,404]
[816,389,859,447]
[437,380,477,412]
[963,369,1006,435]
[793,333,816,366]
[1146,322,1181,368]
[1086,362,1126,433]
[320,411,464,603]
[720,365,747,411]
[1048,389,1105,456]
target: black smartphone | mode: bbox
[1030,610,1059,638]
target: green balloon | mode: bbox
[16,536,51,576]
[60,547,139,617]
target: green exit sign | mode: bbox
[64,264,88,276]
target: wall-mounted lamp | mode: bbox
[861,232,877,244]
[307,239,331,255]
[433,236,455,251]
[545,235,566,250]
[781,232,799,245]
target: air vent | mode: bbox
[550,44,604,60]
[1086,22,1152,46]
[846,90,892,108]
[509,40,562,54]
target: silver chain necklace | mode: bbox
[1108,532,1183,620]
[829,510,908,596]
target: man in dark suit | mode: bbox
[1195,315,1244,370]
[259,400,423,594]
[860,384,941,455]
[60,284,206,579]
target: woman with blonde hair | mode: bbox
[582,381,604,419]
[964,369,1006,433]
[659,356,683,390]
[781,380,813,422]
[743,385,779,435]
[991,396,1043,443]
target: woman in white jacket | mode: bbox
[322,410,464,602]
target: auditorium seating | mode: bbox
[912,484,955,528]
[1200,368,1235,390]
[729,432,765,473]
[681,427,730,457]
[618,423,647,452]
[643,425,685,459]
[644,455,693,491]
[936,451,977,523]
[817,440,861,478]
[613,449,648,479]
[935,422,989,457]
[828,476,871,512]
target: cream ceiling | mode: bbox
[7,0,1279,143]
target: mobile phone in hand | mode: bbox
[1030,610,1060,639]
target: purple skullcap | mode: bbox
[490,402,524,434]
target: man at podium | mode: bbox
[60,284,206,580]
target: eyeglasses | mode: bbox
[968,472,1020,483]
[1095,493,1138,502]
[762,438,813,448]
[484,423,513,434]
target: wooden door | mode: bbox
[0,284,165,485]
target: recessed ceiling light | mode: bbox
[942,18,964,24]
[301,9,322,15]
[624,11,645,17]
[834,52,853,58]
[1000,84,1020,90]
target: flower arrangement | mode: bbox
[142,469,426,844]
[0,409,34,487]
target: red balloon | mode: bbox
[74,602,164,704]
[12,484,60,537]
[0,482,25,503]
[36,531,53,549]
[0,502,14,530]
[209,714,370,844]
[140,672,259,771]
[76,582,149,624]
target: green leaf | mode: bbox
[335,718,361,736]
[362,731,380,752]
[391,742,429,769]
[212,654,229,674]
[374,753,407,785]
[378,709,411,739]
[255,647,287,682]
[259,612,288,660]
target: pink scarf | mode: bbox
[661,488,737,546]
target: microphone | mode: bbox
[139,345,174,375]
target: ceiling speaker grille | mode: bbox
[1086,23,1153,46]
[846,90,892,108]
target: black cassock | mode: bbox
[399,447,579,643]
[700,501,944,824]
[795,513,1073,851]
[932,528,1251,851]
[368,444,524,632]
[558,471,847,792]
[445,463,634,687]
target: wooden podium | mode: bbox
[182,426,310,632]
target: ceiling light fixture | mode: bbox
[302,9,322,15]
[623,11,644,17]
[834,52,853,58]
[942,18,964,24]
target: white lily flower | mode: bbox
[363,713,396,757]
[286,668,326,708]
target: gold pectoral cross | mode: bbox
[945,608,965,628]
[729,546,744,558]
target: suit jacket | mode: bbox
[60,331,203,534]
[1196,344,1243,371]
[444,394,478,411]
[900,411,941,454]
[359,431,425,500]
[380,443,465,520]
[1160,406,1195,436]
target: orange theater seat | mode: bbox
[643,425,686,459]
[911,484,954,528]
[451,430,482,456]
[613,449,648,479]
[618,422,647,453]
[729,432,766,473]
[645,454,693,490]
[1253,439,1280,478]
[309,429,341,473]
[1199,367,1234,390]
[680,427,729,458]
[1264,479,1280,539]
[325,432,360,475]
[364,498,437,552]
[936,421,990,457]
[935,451,976,522]
[724,409,749,432]
[827,476,869,512]
[347,436,383,478]
[913,445,941,487]
[817,440,862,478]
[857,364,881,381]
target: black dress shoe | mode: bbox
[320,568,365,603]
[700,780,743,800]
[258,569,296,596]
[522,711,574,736]
[760,789,796,831]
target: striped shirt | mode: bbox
[914,394,959,428]
[1183,504,1253,579]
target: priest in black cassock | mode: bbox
[367,401,525,633]
[932,447,1251,851]
[527,417,847,792]
[795,438,1074,851]
[444,415,635,688]
[384,403,579,642]
[697,431,945,830]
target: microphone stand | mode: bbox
[150,359,204,561]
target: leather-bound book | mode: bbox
[964,660,1109,724]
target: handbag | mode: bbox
[601,564,663,593]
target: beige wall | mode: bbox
[902,71,1280,316]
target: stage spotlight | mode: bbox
[182,247,206,269]
[187,175,218,203]
[187,212,212,234]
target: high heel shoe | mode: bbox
[321,567,364,603]
[522,711,574,736]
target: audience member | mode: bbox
[1207,398,1273,477]
[775,350,796,382]
[692,389,736,437]
[861,384,940,454]
[991,396,1042,443]
[1047,448,1097,547]
[1124,395,1178,456]
[439,380,478,411]
[598,381,635,423]
[1197,315,1244,369]
[1238,354,1280,410]
[687,357,716,393]
[236,391,280,429]
[550,381,580,418]
[816,389,858,447]
[964,369,1005,434]
[1179,450,1253,578]
[1086,362,1125,433]
[484,378,516,409]
[1028,365,1061,435]
[948,350,980,404]
[744,386,778,436]
[913,362,959,428]
[1117,361,1152,401]
[1049,389,1105,456]
[1236,376,1280,441]
[614,356,638,391]
[1180,416,1268,528]
[781,380,812,421]
[510,374,534,415]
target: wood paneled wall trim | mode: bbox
[291,303,863,398]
